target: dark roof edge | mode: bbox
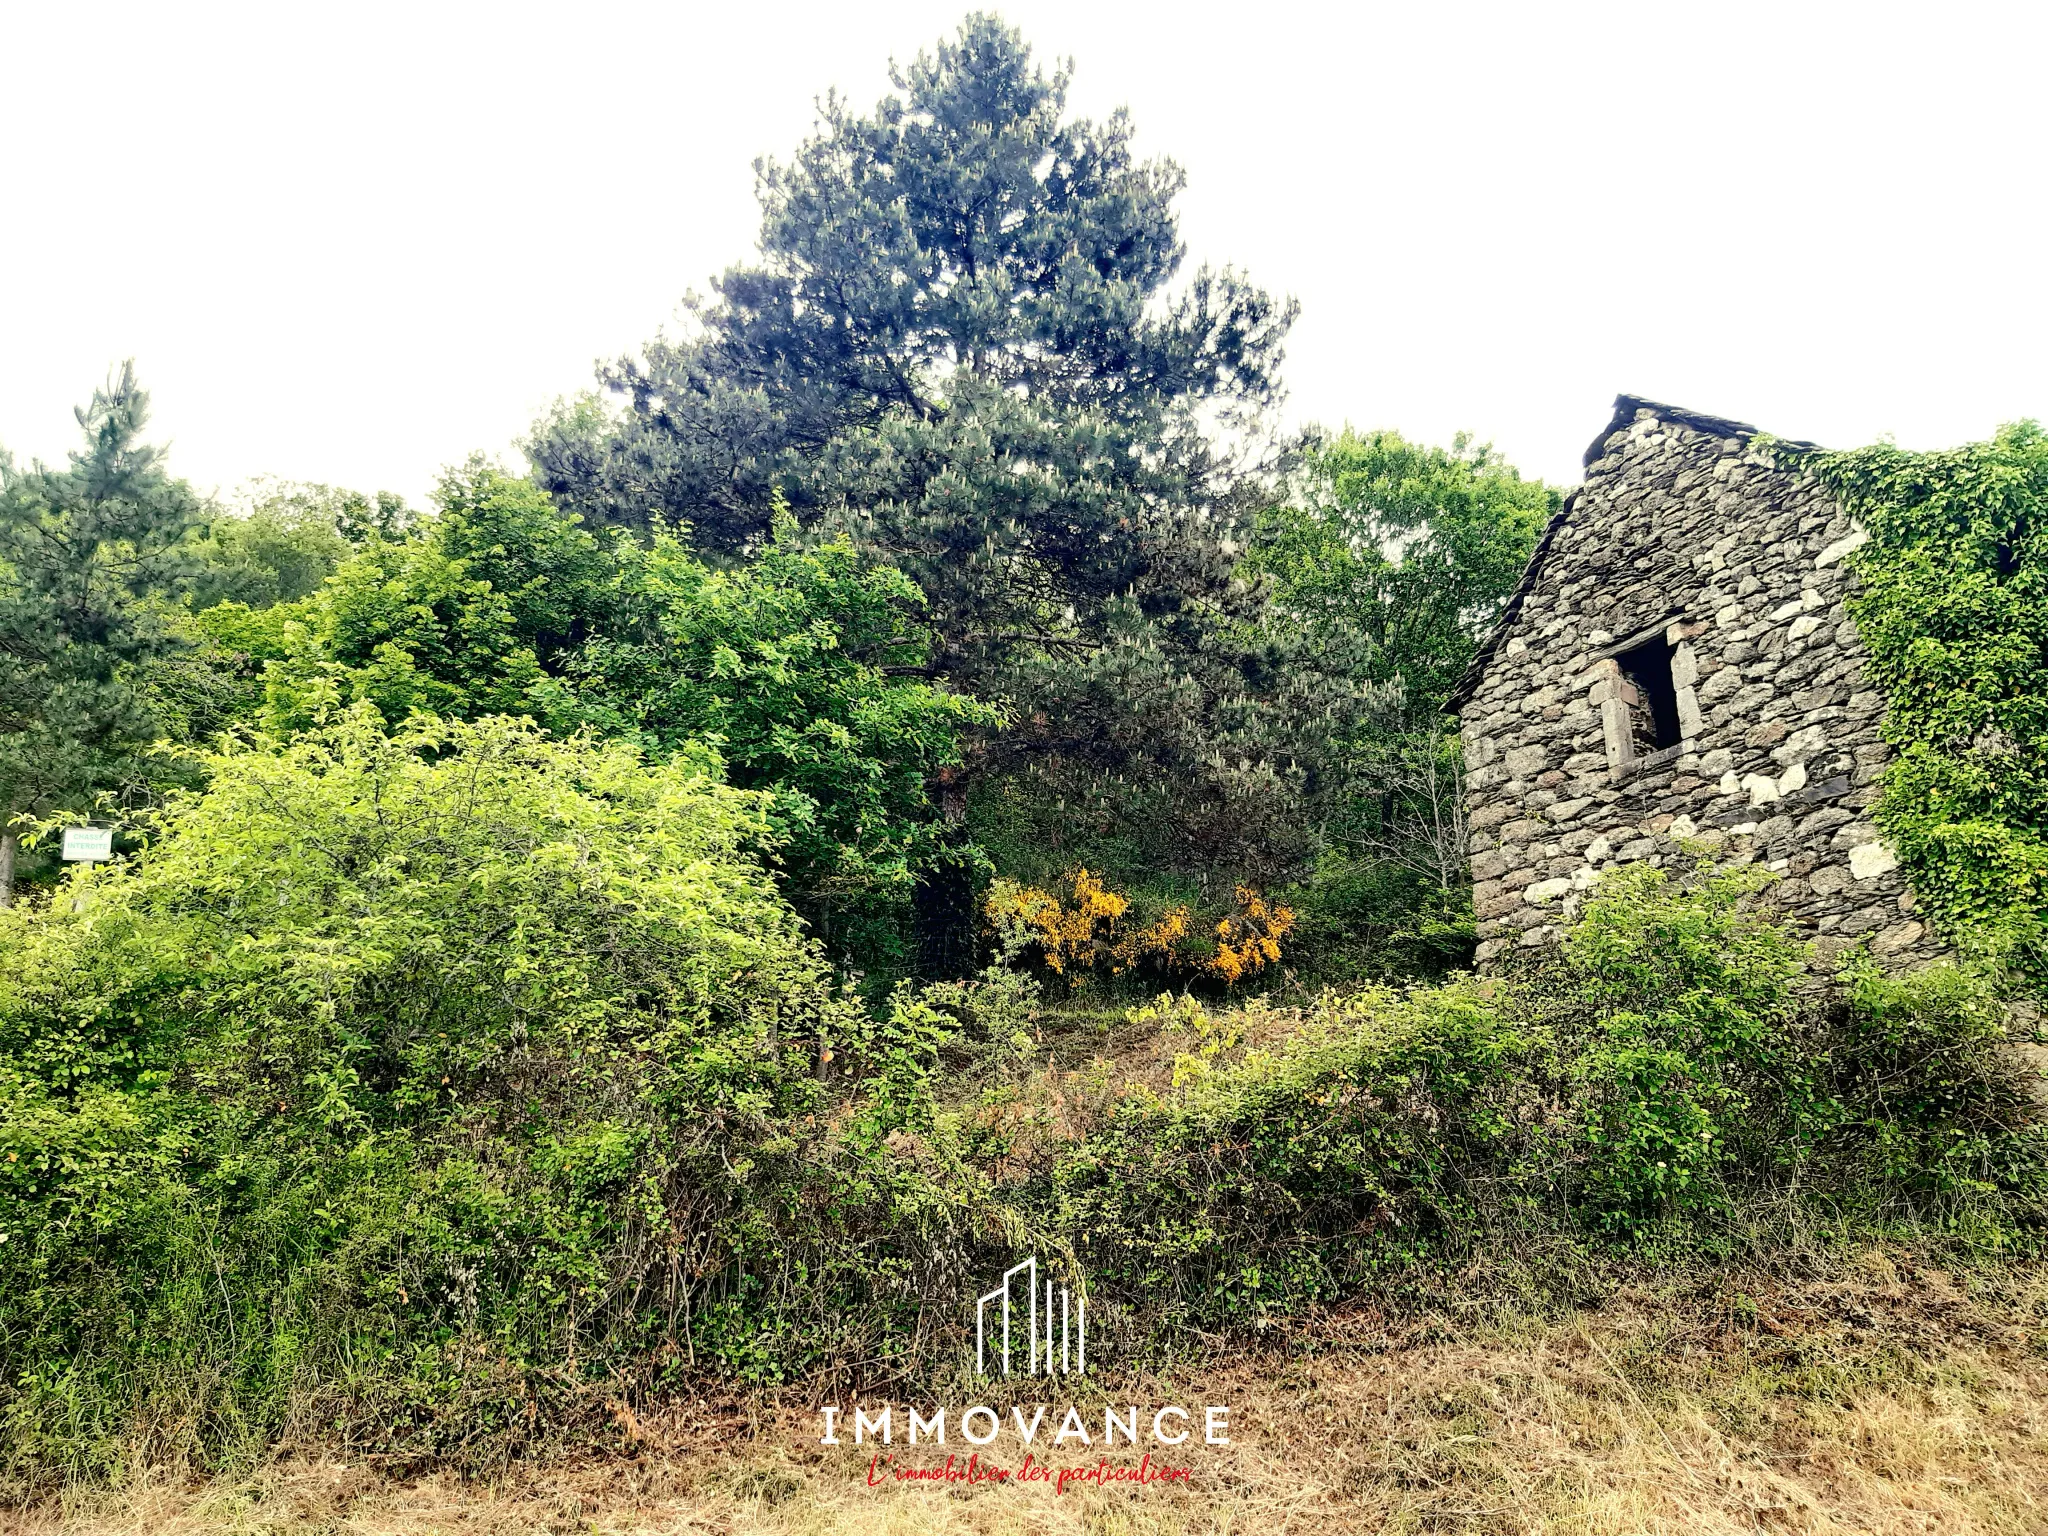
[1581,393,1817,469]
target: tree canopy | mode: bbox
[530,15,1292,764]
[0,363,203,902]
[1250,429,1557,714]
[530,15,1322,960]
[533,13,1292,564]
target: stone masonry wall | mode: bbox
[1451,398,1941,972]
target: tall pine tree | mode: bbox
[533,15,1301,962]
[535,15,1291,584]
[0,364,201,902]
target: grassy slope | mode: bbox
[21,1248,2048,1535]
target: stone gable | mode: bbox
[1449,396,1938,971]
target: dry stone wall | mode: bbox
[1451,397,1940,972]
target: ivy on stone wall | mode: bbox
[1792,423,2048,987]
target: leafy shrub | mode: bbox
[0,711,991,1483]
[223,472,998,980]
[1208,887,1298,983]
[1050,865,2046,1338]
[984,868,1186,981]
[1824,956,2046,1216]
[1552,864,1817,1225]
[563,511,1003,974]
[1057,979,1541,1328]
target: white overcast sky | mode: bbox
[3,1,2044,507]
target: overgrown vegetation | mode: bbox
[1,8,2042,1504]
[1796,425,2048,990]
[0,713,988,1479]
[1059,867,2041,1337]
[3,790,2038,1488]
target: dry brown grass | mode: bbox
[15,1250,2048,1536]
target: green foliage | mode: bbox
[189,480,370,610]
[1797,424,2048,986]
[192,595,303,665]
[204,468,995,973]
[533,14,1290,564]
[257,461,611,732]
[0,712,994,1481]
[566,514,1003,969]
[1052,865,2045,1332]
[1058,982,1537,1317]
[1219,434,1554,977]
[1829,956,2043,1209]
[268,475,984,970]
[1251,428,1556,713]
[0,364,204,896]
[1558,864,1814,1224]
[1279,851,1477,983]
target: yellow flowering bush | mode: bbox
[1208,887,1297,983]
[986,870,1290,985]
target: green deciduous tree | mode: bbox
[257,461,618,733]
[1236,429,1554,977]
[1251,428,1556,714]
[251,468,994,975]
[566,513,1003,970]
[190,479,395,611]
[0,364,203,903]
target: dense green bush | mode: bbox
[1057,980,1540,1319]
[1053,866,2045,1336]
[0,711,995,1482]
[3,763,2038,1485]
[1825,956,2043,1214]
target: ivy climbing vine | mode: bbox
[1793,423,2048,989]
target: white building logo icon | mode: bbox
[976,1256,1085,1377]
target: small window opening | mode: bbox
[1618,636,1683,753]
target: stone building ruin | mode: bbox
[1447,395,1938,972]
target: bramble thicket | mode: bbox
[2,12,2045,1493]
